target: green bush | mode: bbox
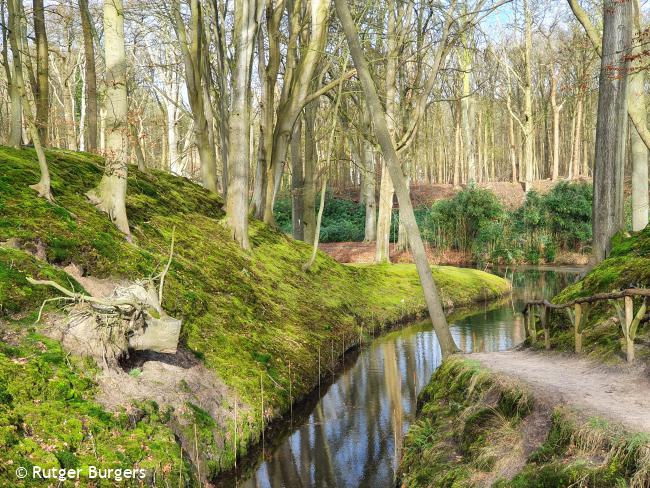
[542,182,592,250]
[275,192,366,242]
[275,182,592,264]
[421,182,592,264]
[423,184,504,250]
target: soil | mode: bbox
[472,350,650,433]
[318,242,589,267]
[319,242,472,265]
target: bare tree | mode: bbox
[6,0,51,200]
[335,0,459,358]
[79,0,98,151]
[33,0,49,146]
[2,0,22,147]
[568,0,649,231]
[87,0,130,236]
[592,0,632,262]
[172,0,219,193]
[226,0,263,249]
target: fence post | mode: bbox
[574,303,582,354]
[528,306,537,345]
[541,305,550,350]
[624,296,634,362]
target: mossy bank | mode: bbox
[0,146,510,485]
[534,228,650,363]
[399,356,650,487]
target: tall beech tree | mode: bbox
[568,0,649,232]
[6,0,51,200]
[87,0,130,236]
[172,0,219,193]
[261,0,331,226]
[33,0,49,146]
[591,0,633,262]
[79,0,98,151]
[2,0,22,147]
[226,0,263,249]
[335,0,459,357]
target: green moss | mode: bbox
[0,336,191,486]
[0,146,511,481]
[400,357,533,487]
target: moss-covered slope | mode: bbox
[0,146,509,484]
[400,357,650,488]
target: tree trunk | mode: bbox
[629,2,648,232]
[375,161,394,263]
[166,80,181,174]
[291,115,305,240]
[592,0,632,263]
[7,0,51,200]
[79,0,98,151]
[461,42,476,183]
[303,101,317,243]
[550,74,564,181]
[630,122,648,231]
[3,0,22,148]
[33,0,48,146]
[172,0,219,193]
[454,107,461,186]
[87,0,130,236]
[262,0,330,226]
[375,0,398,263]
[226,0,260,250]
[522,0,534,191]
[360,105,376,242]
[396,175,409,253]
[335,0,459,357]
[571,95,583,178]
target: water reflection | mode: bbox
[239,268,579,488]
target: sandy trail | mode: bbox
[472,350,650,433]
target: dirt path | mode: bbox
[472,350,650,433]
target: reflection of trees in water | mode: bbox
[244,269,580,488]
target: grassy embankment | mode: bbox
[400,357,650,487]
[0,146,509,485]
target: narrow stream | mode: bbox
[237,268,581,488]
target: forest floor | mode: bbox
[332,178,585,208]
[319,241,589,266]
[472,350,650,434]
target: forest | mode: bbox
[1,0,650,487]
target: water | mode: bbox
[236,268,580,488]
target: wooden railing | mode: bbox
[522,288,649,362]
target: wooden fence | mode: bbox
[522,288,649,362]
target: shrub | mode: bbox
[421,182,592,264]
[542,182,592,250]
[423,184,504,251]
[274,192,366,242]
